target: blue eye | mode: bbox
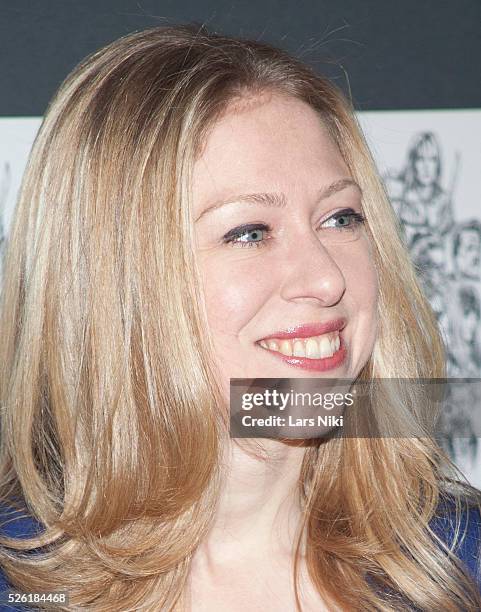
[222,210,365,249]
[319,209,366,230]
[223,223,271,248]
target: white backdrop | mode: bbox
[359,111,481,487]
[1,111,480,485]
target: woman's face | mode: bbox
[414,142,439,186]
[192,93,378,398]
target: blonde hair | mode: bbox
[0,23,480,611]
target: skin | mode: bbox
[193,92,378,391]
[188,92,379,611]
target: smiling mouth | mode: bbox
[257,330,341,359]
[255,330,346,372]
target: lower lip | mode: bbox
[258,336,347,372]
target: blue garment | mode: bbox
[429,497,481,588]
[0,499,480,611]
[0,506,44,611]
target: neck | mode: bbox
[192,439,307,568]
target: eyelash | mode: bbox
[222,208,366,249]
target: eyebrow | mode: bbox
[194,178,362,222]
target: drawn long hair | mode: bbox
[403,131,442,192]
[1,25,480,611]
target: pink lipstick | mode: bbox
[259,318,346,341]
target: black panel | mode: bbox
[0,0,480,115]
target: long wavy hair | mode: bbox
[404,131,442,192]
[1,24,480,611]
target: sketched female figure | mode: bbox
[385,132,455,248]
[448,285,481,377]
[0,25,480,612]
[451,219,481,282]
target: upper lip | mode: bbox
[258,317,346,342]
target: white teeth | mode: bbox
[293,340,304,357]
[319,336,333,358]
[305,338,321,358]
[258,330,341,360]
[279,340,292,356]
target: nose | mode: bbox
[279,233,346,307]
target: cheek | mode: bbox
[340,240,379,349]
[199,254,269,338]
[342,239,378,308]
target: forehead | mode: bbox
[192,92,349,207]
[416,141,437,157]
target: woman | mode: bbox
[0,24,480,611]
[384,131,454,249]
